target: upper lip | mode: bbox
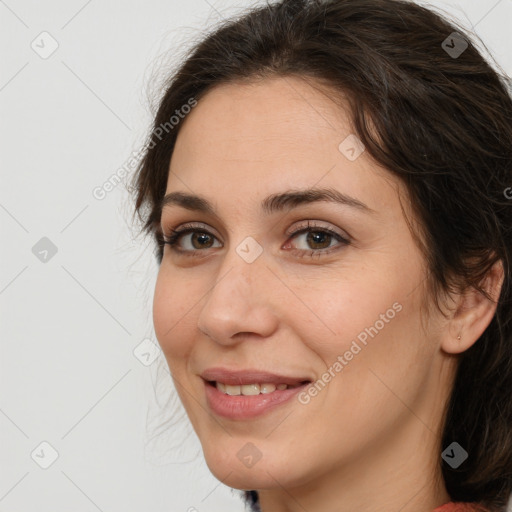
[201,367,311,387]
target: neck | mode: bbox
[257,411,451,512]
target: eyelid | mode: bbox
[162,221,221,239]
[284,219,350,241]
[162,220,349,243]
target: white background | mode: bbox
[1,0,511,511]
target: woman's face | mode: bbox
[153,77,453,496]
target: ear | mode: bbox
[441,259,505,355]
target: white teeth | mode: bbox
[224,384,241,395]
[241,384,260,395]
[260,383,276,394]
[215,382,293,395]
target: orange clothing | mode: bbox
[433,502,490,512]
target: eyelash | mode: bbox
[161,221,350,259]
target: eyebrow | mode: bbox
[159,187,376,217]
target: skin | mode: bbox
[152,76,503,512]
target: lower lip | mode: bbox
[204,381,309,420]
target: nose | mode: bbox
[196,247,279,346]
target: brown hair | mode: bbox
[132,0,512,510]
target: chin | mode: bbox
[201,441,298,491]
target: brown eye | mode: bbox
[163,227,221,253]
[305,231,333,250]
[287,224,350,255]
[190,232,215,249]
[162,221,350,259]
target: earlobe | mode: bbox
[441,259,504,355]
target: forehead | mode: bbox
[166,76,403,217]
[173,76,352,161]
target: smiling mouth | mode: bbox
[203,376,312,419]
[206,380,311,396]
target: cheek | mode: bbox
[152,266,196,362]
[297,259,426,386]
[296,269,401,351]
[305,271,429,409]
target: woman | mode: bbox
[132,0,512,511]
